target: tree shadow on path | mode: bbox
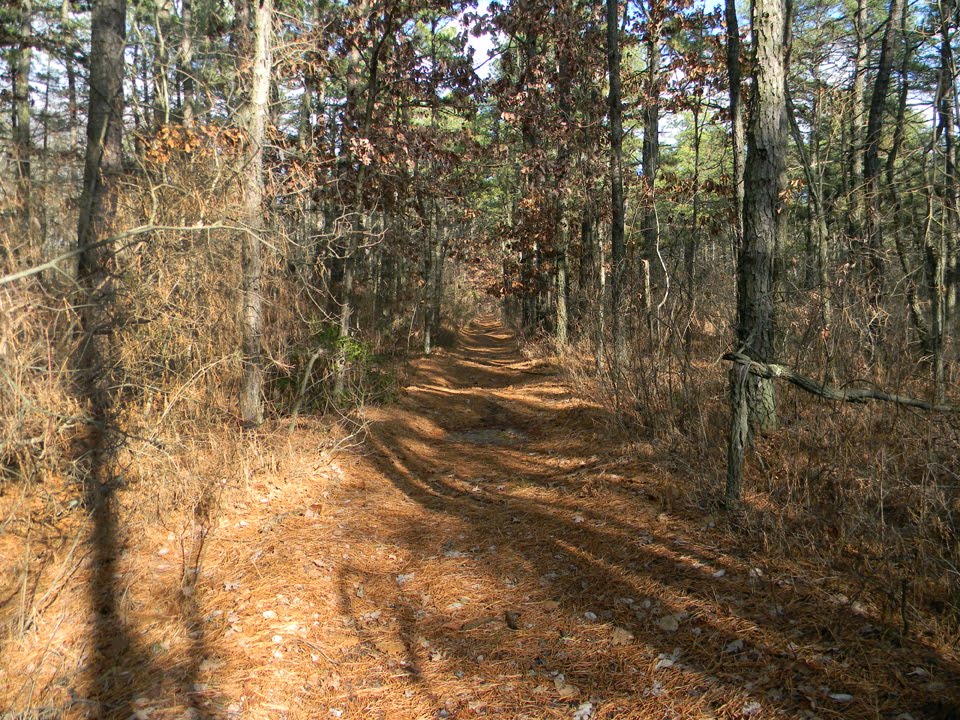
[352,315,960,719]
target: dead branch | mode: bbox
[722,352,960,413]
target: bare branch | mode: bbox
[722,352,960,413]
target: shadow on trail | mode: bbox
[354,316,960,718]
[75,314,217,719]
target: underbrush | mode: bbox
[0,141,420,712]
[527,262,960,651]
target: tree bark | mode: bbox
[848,0,868,235]
[724,0,745,262]
[239,0,272,427]
[642,17,661,302]
[178,0,194,127]
[727,0,789,505]
[77,0,126,284]
[786,90,832,333]
[11,0,32,243]
[606,0,626,365]
[931,0,955,404]
[863,0,904,325]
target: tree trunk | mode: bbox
[724,0,745,262]
[606,0,625,365]
[11,0,32,243]
[786,90,832,333]
[863,0,904,327]
[728,0,789,504]
[77,0,126,284]
[178,0,194,127]
[848,0,868,235]
[931,0,955,404]
[642,21,661,303]
[239,0,272,427]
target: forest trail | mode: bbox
[180,315,960,720]
[11,316,960,720]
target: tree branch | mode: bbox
[722,352,960,413]
[0,222,258,288]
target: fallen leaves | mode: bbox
[554,674,579,699]
[656,614,680,632]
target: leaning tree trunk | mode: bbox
[239,0,272,427]
[727,0,788,505]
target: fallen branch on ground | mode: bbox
[722,351,960,413]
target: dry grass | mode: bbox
[545,265,960,675]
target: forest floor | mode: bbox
[3,315,960,719]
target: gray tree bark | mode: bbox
[11,0,32,243]
[77,0,127,284]
[239,0,272,427]
[178,0,194,127]
[724,0,745,261]
[848,0,868,235]
[641,20,661,303]
[863,0,904,325]
[727,0,788,505]
[606,0,625,365]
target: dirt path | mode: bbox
[14,316,956,719]
[186,315,958,720]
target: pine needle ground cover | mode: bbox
[2,317,958,719]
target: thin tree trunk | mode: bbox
[11,0,32,244]
[152,6,171,127]
[606,0,626,366]
[642,21,661,304]
[239,0,272,427]
[724,0,745,262]
[178,0,194,127]
[863,0,904,329]
[555,42,573,348]
[931,0,955,404]
[849,0,868,235]
[684,105,702,372]
[786,90,832,332]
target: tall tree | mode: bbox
[607,0,625,364]
[724,0,745,260]
[641,0,663,302]
[178,0,194,127]
[930,0,955,403]
[848,0,868,234]
[862,0,903,327]
[727,0,788,504]
[11,0,32,241]
[77,0,127,283]
[239,0,273,427]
